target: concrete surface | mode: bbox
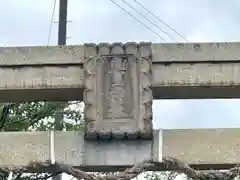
[0,132,49,167]
[152,42,240,62]
[1,42,240,101]
[0,129,240,171]
[0,45,84,65]
[83,43,153,139]
[1,43,240,172]
[1,42,240,65]
[163,128,240,167]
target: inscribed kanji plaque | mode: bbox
[84,43,153,140]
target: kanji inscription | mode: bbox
[102,56,133,120]
[84,43,153,140]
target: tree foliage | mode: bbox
[0,101,83,180]
[0,101,83,132]
[0,101,179,180]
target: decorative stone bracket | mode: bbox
[83,42,153,140]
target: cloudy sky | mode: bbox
[1,0,240,179]
[1,0,240,130]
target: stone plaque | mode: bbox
[84,43,153,140]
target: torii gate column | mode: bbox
[83,42,153,140]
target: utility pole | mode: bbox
[57,0,68,45]
[53,0,68,180]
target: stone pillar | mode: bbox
[83,42,153,140]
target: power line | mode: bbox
[110,0,166,41]
[132,0,188,42]
[47,0,57,45]
[120,0,175,41]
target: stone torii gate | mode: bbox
[1,42,240,172]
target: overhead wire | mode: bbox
[47,0,57,45]
[120,0,175,41]
[132,0,188,42]
[0,0,57,135]
[110,0,166,41]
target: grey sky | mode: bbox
[1,0,240,130]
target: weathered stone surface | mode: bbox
[152,42,240,62]
[55,131,84,165]
[0,132,49,167]
[0,45,84,65]
[0,130,240,172]
[83,42,153,140]
[1,42,240,102]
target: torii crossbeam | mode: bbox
[0,42,240,171]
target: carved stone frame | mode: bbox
[83,43,153,140]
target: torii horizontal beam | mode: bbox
[1,42,240,171]
[0,128,239,172]
[1,42,240,102]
